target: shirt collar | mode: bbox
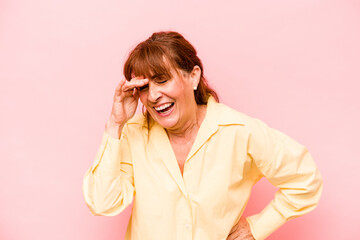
[148,95,246,162]
[146,95,245,197]
[205,95,246,127]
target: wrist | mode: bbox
[105,120,125,139]
[106,119,124,128]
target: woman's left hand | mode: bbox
[226,217,255,240]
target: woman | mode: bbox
[83,31,323,240]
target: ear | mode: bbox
[190,65,201,89]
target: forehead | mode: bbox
[132,57,181,80]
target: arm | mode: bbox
[82,124,134,216]
[245,118,323,240]
[82,77,148,216]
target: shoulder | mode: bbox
[211,101,284,143]
[211,100,262,129]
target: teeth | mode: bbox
[154,103,172,111]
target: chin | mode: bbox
[155,117,179,130]
[146,104,179,129]
[148,112,177,129]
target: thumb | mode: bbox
[132,87,140,100]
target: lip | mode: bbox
[153,102,175,117]
[153,102,173,111]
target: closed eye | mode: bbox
[138,78,167,91]
[139,85,148,91]
[151,73,169,84]
[157,80,168,84]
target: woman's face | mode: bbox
[138,67,199,132]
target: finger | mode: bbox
[122,78,148,92]
[122,83,141,99]
[226,231,239,240]
[229,224,238,235]
[115,79,127,95]
[239,217,250,228]
[237,218,254,240]
[132,87,140,99]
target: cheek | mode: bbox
[138,92,147,105]
[168,84,185,98]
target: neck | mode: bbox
[166,104,206,141]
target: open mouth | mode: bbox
[154,102,174,115]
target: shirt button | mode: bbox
[185,223,191,230]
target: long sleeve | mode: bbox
[245,118,323,240]
[82,125,135,216]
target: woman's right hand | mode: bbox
[105,77,149,138]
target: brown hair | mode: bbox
[123,31,219,128]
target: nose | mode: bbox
[147,83,162,103]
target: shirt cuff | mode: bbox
[246,201,287,240]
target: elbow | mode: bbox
[85,195,126,216]
[297,154,324,212]
[299,168,324,212]
[299,170,324,215]
[312,171,323,209]
[82,171,135,217]
[83,182,120,216]
[83,185,134,217]
[307,167,323,208]
[279,169,323,219]
[83,193,110,216]
[86,201,116,216]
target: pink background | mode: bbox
[1,0,359,239]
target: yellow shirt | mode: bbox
[82,97,323,240]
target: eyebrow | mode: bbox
[150,74,163,80]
